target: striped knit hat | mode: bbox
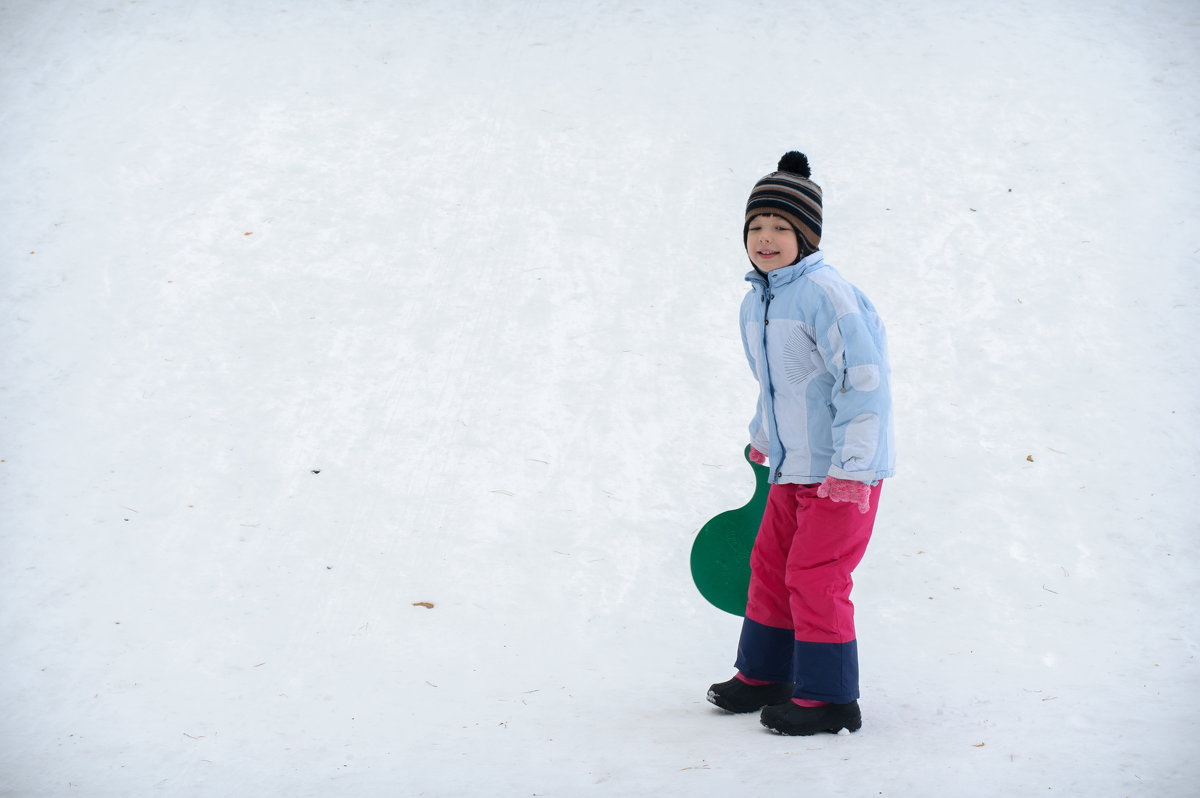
[744,151,823,260]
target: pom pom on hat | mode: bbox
[744,151,823,259]
[776,151,811,178]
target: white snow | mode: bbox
[2,0,1198,795]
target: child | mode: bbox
[707,152,895,736]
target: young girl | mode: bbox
[707,152,895,736]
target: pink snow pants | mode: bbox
[735,480,882,704]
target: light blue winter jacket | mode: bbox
[741,250,895,485]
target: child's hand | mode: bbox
[749,446,767,465]
[816,476,871,514]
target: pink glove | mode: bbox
[749,446,767,465]
[817,476,871,514]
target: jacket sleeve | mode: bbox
[815,299,892,484]
[740,296,771,456]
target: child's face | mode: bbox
[746,215,799,272]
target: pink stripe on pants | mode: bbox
[746,481,880,642]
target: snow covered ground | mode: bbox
[2,0,1198,795]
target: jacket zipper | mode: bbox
[760,283,785,481]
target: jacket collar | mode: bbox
[744,250,825,287]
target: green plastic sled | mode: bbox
[690,445,771,616]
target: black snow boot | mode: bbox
[759,699,862,735]
[707,677,795,714]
